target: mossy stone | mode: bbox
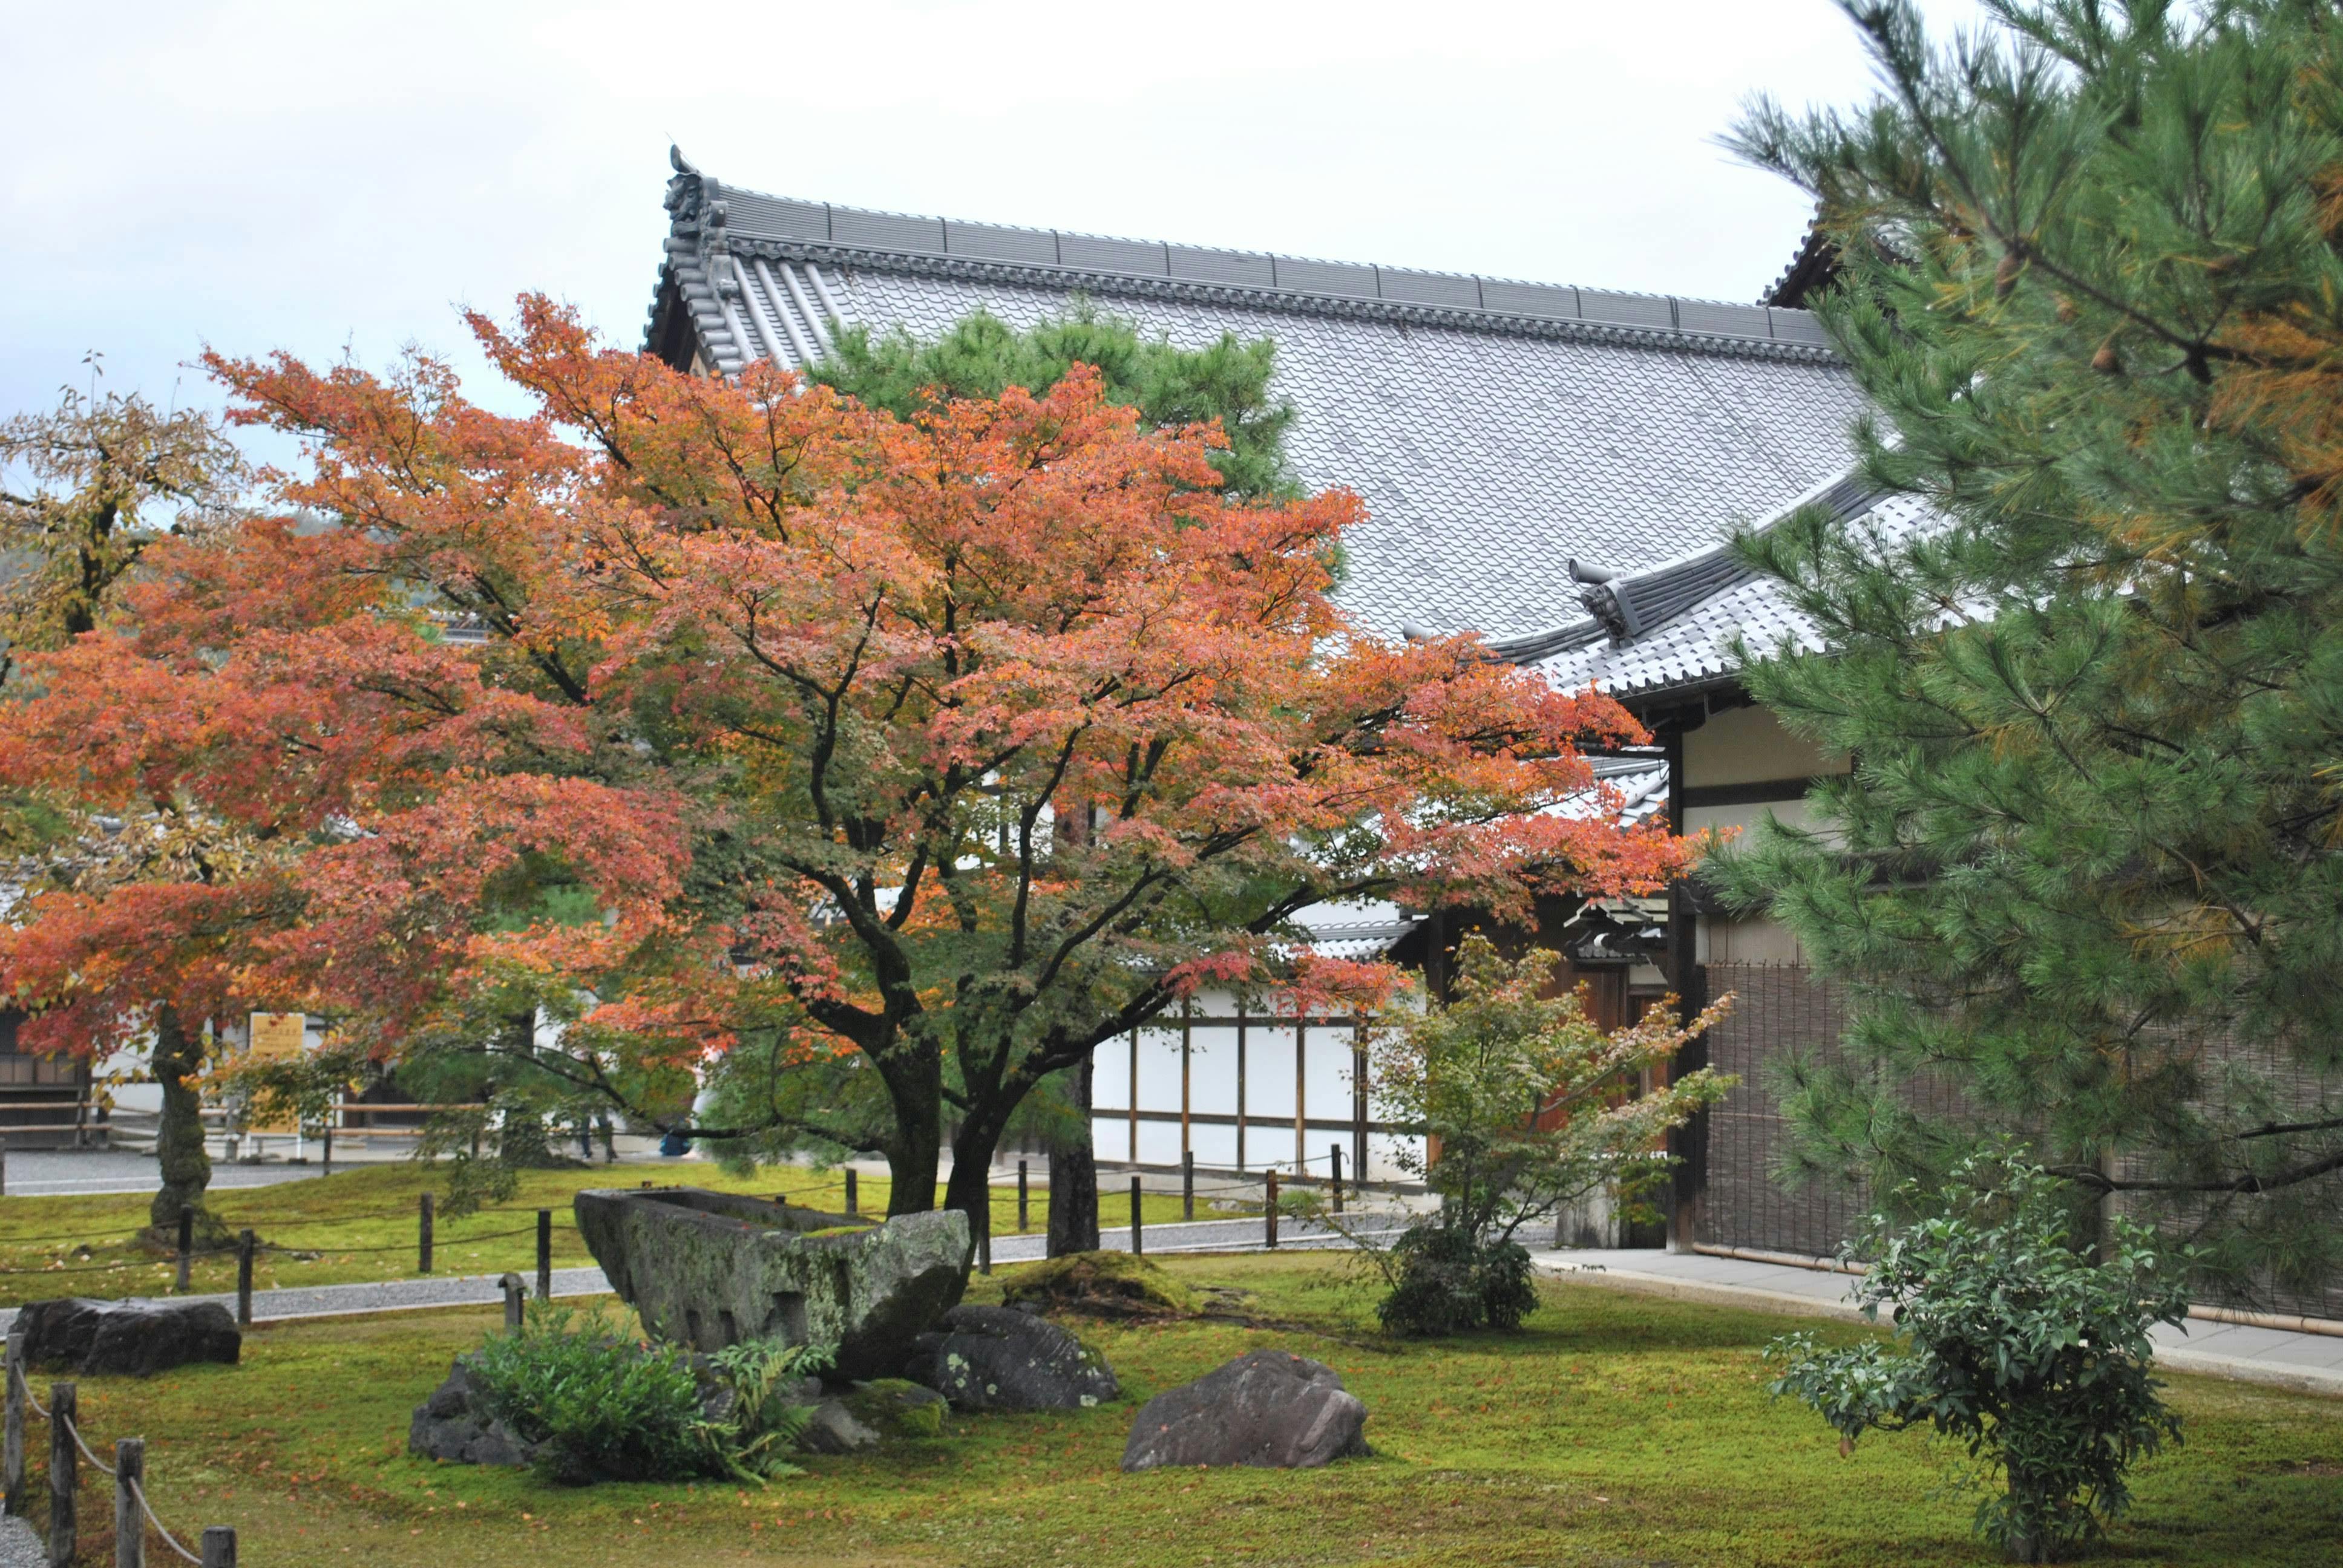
[1000,1249,1198,1316]
[844,1378,948,1439]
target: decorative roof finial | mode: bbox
[669,144,699,177]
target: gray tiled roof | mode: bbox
[1513,483,1948,702]
[645,151,1872,639]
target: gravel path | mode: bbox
[0,1265,618,1336]
[0,1515,36,1568]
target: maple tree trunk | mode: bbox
[1047,1054,1101,1257]
[877,1051,945,1217]
[148,1008,217,1239]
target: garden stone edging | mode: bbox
[1121,1350,1369,1471]
[904,1304,1119,1411]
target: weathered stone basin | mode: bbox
[572,1187,969,1379]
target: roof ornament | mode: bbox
[1567,558,1637,642]
[706,196,739,297]
[663,145,704,220]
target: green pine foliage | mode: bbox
[1712,1,2343,1300]
[812,304,1297,501]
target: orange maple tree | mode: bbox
[0,299,1699,1221]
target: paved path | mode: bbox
[1531,1247,2343,1398]
[0,1146,699,1198]
[0,1266,619,1336]
[1,1204,2330,1401]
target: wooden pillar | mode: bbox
[1179,999,1192,1164]
[1234,1001,1248,1171]
[1352,1020,1369,1186]
[1294,1018,1308,1172]
[1127,1028,1139,1165]
[1663,720,1711,1252]
[49,1381,76,1567]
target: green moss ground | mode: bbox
[22,1254,2341,1567]
[0,1164,1221,1305]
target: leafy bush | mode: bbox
[703,1334,829,1483]
[1375,1227,1540,1338]
[473,1305,706,1483]
[1766,1154,2191,1563]
[472,1304,829,1485]
[1348,935,1731,1337]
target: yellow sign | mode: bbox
[247,1013,307,1062]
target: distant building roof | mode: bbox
[644,149,1870,640]
[1761,220,1839,310]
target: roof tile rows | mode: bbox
[1524,489,1947,702]
[647,156,1872,640]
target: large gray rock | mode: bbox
[798,1399,881,1454]
[573,1187,968,1379]
[1120,1350,1368,1471]
[407,1360,534,1468]
[14,1298,240,1378]
[905,1304,1118,1411]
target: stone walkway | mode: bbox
[1529,1246,2343,1397]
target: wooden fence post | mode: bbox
[535,1210,552,1301]
[1331,1144,1344,1215]
[48,1382,76,1568]
[1130,1177,1143,1257]
[1182,1151,1194,1223]
[235,1231,254,1328]
[1016,1161,1028,1233]
[1,1134,9,1198]
[1265,1171,1279,1251]
[499,1273,525,1330]
[200,1526,236,1567]
[3,1332,23,1517]
[418,1193,433,1274]
[174,1209,192,1294]
[114,1437,143,1568]
[844,1169,857,1216]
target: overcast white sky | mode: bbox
[0,0,1989,425]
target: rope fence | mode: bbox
[5,1346,235,1567]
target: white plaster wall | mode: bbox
[1087,986,1426,1181]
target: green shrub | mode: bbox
[703,1334,830,1482]
[472,1304,708,1484]
[1374,1227,1539,1338]
[471,1304,830,1485]
[1766,1154,2190,1563]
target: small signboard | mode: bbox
[247,1013,307,1062]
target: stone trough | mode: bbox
[572,1187,968,1379]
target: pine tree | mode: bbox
[813,305,1296,500]
[1715,0,2343,1301]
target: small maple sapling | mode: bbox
[0,300,1703,1240]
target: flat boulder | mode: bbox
[1121,1350,1368,1471]
[572,1187,968,1380]
[13,1298,240,1379]
[905,1304,1118,1411]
